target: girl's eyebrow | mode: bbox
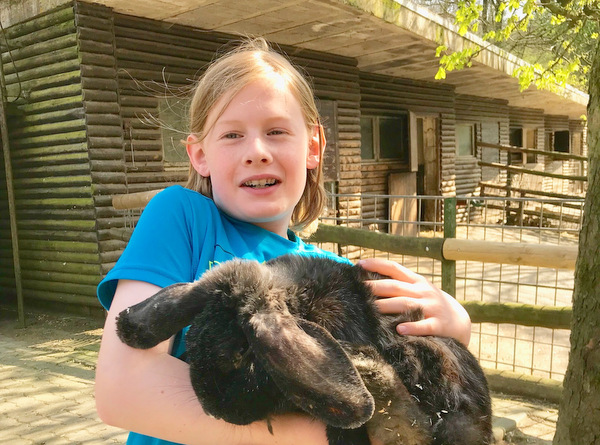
[215,116,294,127]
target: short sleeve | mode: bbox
[97,186,204,309]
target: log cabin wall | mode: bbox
[359,72,456,226]
[455,94,510,197]
[75,2,128,279]
[0,2,103,311]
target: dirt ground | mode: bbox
[0,306,558,444]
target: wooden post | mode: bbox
[442,197,456,297]
[0,55,25,327]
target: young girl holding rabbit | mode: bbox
[95,38,471,445]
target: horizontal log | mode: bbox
[12,175,92,188]
[443,238,577,269]
[479,161,587,182]
[10,95,83,116]
[17,228,97,242]
[17,219,96,231]
[13,197,94,209]
[3,6,75,39]
[1,34,77,65]
[19,249,100,263]
[10,143,87,160]
[20,259,101,275]
[9,108,85,128]
[109,188,159,209]
[21,270,100,286]
[478,141,587,162]
[5,20,76,53]
[11,163,91,177]
[3,46,79,76]
[80,52,117,67]
[5,71,81,101]
[459,300,572,329]
[307,224,445,260]
[484,368,563,404]
[22,83,83,104]
[479,181,585,201]
[105,227,134,242]
[4,58,81,85]
[23,289,100,306]
[9,118,86,139]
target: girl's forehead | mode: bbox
[210,78,302,124]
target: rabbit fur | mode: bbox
[116,254,493,445]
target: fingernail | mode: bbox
[397,325,407,335]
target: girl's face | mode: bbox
[187,79,321,237]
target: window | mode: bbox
[360,115,409,162]
[554,130,570,153]
[509,128,524,164]
[159,97,190,164]
[510,127,538,164]
[456,124,474,157]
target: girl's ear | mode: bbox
[306,124,326,170]
[187,134,210,177]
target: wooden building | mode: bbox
[0,0,588,312]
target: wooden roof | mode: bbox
[7,0,590,119]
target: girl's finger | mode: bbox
[374,296,422,314]
[395,319,439,337]
[366,278,417,298]
[358,258,420,284]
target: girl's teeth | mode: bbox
[245,179,277,188]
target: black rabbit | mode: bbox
[116,254,493,445]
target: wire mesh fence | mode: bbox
[115,190,583,382]
[317,193,584,382]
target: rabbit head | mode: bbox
[116,259,375,429]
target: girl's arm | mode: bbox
[358,258,472,346]
[95,279,328,445]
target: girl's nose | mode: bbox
[244,138,272,165]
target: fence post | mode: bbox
[442,197,457,297]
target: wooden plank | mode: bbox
[479,161,587,182]
[478,141,587,162]
[443,238,577,269]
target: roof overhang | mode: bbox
[6,0,589,119]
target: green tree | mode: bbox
[437,2,600,443]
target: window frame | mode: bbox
[455,123,475,158]
[360,114,410,164]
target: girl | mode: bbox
[95,38,471,445]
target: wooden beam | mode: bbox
[443,238,577,270]
[0,56,25,326]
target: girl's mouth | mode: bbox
[242,179,279,189]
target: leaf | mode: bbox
[435,66,447,80]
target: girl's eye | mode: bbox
[268,129,286,136]
[223,133,242,139]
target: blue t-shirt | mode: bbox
[97,185,349,445]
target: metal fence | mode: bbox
[316,193,584,382]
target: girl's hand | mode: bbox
[358,258,471,346]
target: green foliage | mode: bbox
[435,45,480,79]
[436,0,599,92]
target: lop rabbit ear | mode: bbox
[116,282,210,349]
[244,312,374,429]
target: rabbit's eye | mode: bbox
[232,347,251,369]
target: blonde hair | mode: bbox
[185,38,326,231]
